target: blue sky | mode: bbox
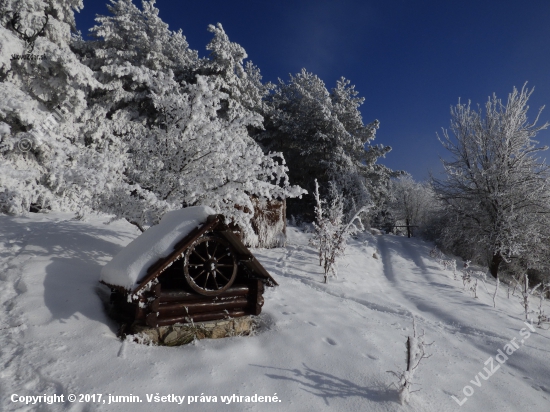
[74,0,550,181]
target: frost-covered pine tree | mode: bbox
[128,74,304,242]
[78,1,305,237]
[259,69,398,220]
[77,0,199,160]
[84,0,199,81]
[72,0,202,227]
[200,22,272,118]
[0,0,111,215]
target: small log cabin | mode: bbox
[100,207,277,330]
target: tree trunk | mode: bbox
[489,253,502,279]
[126,219,145,233]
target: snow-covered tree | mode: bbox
[77,2,305,237]
[432,85,550,279]
[85,0,198,81]
[77,0,199,155]
[200,22,271,117]
[126,74,304,242]
[72,0,202,226]
[388,175,436,236]
[0,0,110,215]
[258,69,398,220]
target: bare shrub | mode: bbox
[387,319,432,405]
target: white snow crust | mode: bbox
[1,211,550,412]
[100,206,215,290]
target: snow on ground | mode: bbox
[1,212,549,411]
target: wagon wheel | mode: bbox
[184,235,238,296]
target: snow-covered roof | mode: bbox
[100,206,215,290]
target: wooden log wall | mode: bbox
[109,280,265,328]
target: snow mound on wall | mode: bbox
[100,206,215,290]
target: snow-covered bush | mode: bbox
[387,319,432,405]
[536,283,549,328]
[462,270,471,290]
[429,247,458,278]
[472,270,486,282]
[442,259,456,274]
[516,274,542,321]
[310,179,369,283]
[459,269,487,298]
[429,246,444,262]
[470,279,479,298]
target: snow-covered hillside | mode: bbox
[1,212,549,411]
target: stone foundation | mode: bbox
[127,316,257,346]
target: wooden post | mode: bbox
[391,223,417,237]
[248,279,265,316]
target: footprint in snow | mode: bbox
[307,321,317,326]
[117,341,127,358]
[16,279,28,293]
[324,338,337,346]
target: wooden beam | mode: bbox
[146,309,248,327]
[156,284,249,304]
[154,298,248,316]
[151,292,249,312]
